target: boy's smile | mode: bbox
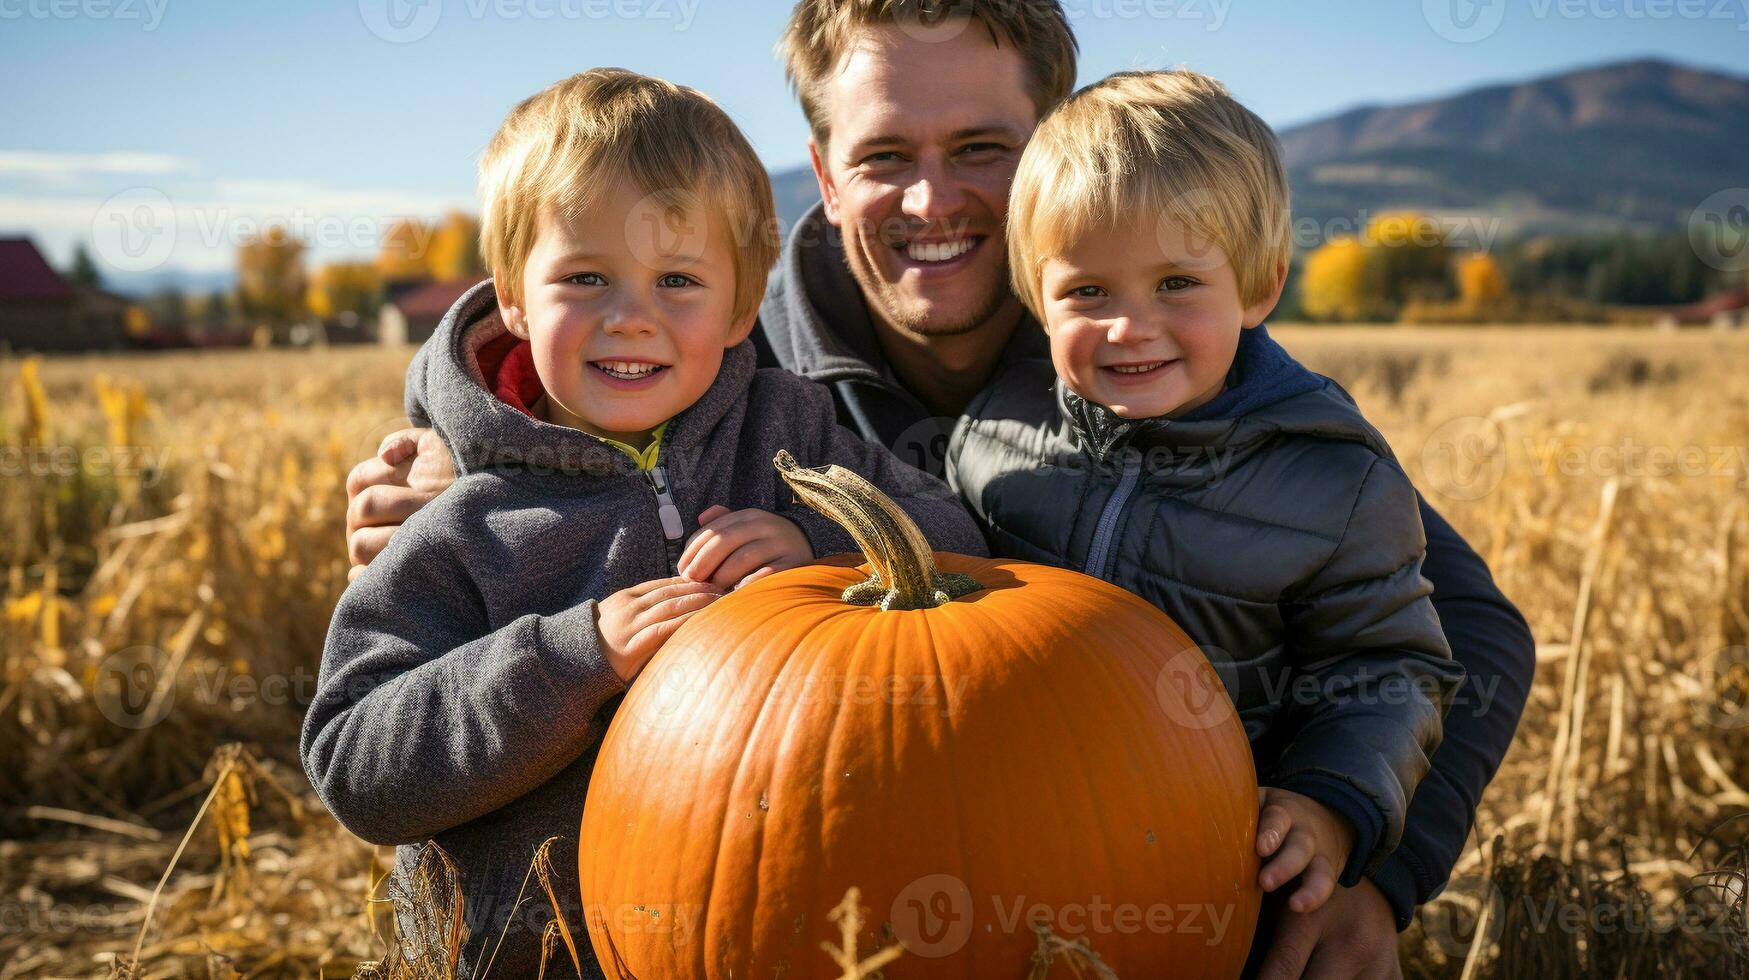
[496,176,756,448]
[1039,215,1281,420]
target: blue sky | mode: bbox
[2,0,1745,279]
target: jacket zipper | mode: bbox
[1083,445,1142,582]
[646,462,685,575]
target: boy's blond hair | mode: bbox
[778,0,1078,149]
[478,68,778,325]
[1007,70,1292,319]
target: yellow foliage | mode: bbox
[1457,252,1509,307]
[426,212,485,281]
[1300,237,1375,321]
[18,357,49,447]
[307,261,382,319]
[236,225,308,327]
[376,220,432,280]
[1365,211,1445,249]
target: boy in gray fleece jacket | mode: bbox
[959,69,1465,961]
[301,70,984,975]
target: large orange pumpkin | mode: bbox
[579,453,1260,978]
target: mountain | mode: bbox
[767,58,1749,240]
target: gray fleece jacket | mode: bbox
[302,281,986,975]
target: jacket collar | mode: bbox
[1056,324,1334,460]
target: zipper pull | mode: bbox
[647,465,685,542]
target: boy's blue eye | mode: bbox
[1070,285,1106,299]
[658,274,695,288]
[567,272,606,287]
[1160,276,1197,291]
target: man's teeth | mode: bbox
[905,238,976,263]
[596,361,662,379]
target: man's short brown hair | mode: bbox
[778,0,1079,147]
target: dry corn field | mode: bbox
[1,327,1745,979]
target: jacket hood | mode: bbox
[406,279,757,478]
[759,201,1049,385]
[1058,324,1391,461]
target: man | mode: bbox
[344,3,1535,976]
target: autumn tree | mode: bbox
[377,219,432,281]
[427,212,486,281]
[1456,252,1508,309]
[236,225,307,343]
[1300,238,1378,321]
[308,262,382,320]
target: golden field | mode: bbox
[1,327,1745,978]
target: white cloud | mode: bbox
[0,151,198,178]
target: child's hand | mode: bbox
[678,506,812,590]
[596,577,726,683]
[1255,787,1357,914]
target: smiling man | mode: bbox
[343,2,1535,976]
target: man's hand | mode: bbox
[345,427,457,581]
[596,577,727,683]
[1255,877,1402,980]
[678,506,813,590]
[1256,787,1357,914]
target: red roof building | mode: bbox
[0,239,127,352]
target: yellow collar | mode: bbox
[596,420,667,471]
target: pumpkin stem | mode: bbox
[774,450,981,610]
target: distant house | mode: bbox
[1653,288,1749,330]
[0,239,131,352]
[378,278,480,345]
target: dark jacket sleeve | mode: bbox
[1367,494,1535,928]
[779,377,990,561]
[1272,457,1466,885]
[299,517,627,845]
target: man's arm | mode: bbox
[1366,494,1535,927]
[344,428,456,578]
[344,336,456,576]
